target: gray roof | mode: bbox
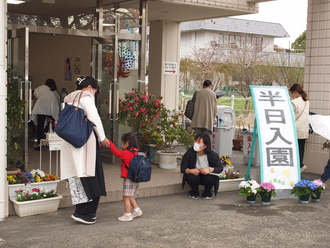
[181,18,290,38]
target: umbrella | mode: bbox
[308,115,330,140]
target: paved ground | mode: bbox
[1,174,329,248]
[3,147,328,247]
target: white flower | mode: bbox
[239,181,248,188]
[30,169,45,177]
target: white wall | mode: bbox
[303,0,330,174]
[180,30,276,56]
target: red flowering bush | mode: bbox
[118,88,163,133]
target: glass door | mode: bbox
[7,27,31,171]
[93,36,139,164]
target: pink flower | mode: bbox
[180,113,183,116]
[15,190,18,193]
[147,120,150,123]
[140,96,144,99]
[135,97,139,101]
[152,117,155,120]
[140,108,145,112]
[132,88,135,91]
[123,107,126,112]
[119,98,121,101]
[144,95,149,100]
[172,122,176,127]
[26,193,29,196]
[134,102,137,106]
[127,102,130,106]
[129,107,132,111]
[135,112,139,117]
[129,92,131,95]
[149,123,152,126]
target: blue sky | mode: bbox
[237,0,308,49]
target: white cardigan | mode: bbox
[60,91,106,180]
[291,97,310,139]
[31,85,60,125]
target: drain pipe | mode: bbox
[0,1,7,221]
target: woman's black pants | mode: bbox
[185,174,218,198]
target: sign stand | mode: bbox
[246,86,301,199]
[245,122,257,181]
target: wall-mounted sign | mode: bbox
[164,62,177,75]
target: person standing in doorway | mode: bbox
[191,80,218,135]
[289,84,310,173]
[31,78,60,150]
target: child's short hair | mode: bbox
[122,132,139,150]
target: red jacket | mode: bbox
[108,141,138,178]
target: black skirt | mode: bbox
[80,132,107,200]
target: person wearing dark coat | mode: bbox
[181,133,223,199]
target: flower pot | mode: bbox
[218,178,244,192]
[6,168,21,176]
[8,180,60,199]
[11,195,62,217]
[299,193,310,204]
[157,150,180,169]
[311,191,321,203]
[246,194,256,204]
[260,193,272,205]
[233,138,242,150]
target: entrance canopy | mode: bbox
[8,0,258,23]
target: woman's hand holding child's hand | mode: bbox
[100,138,109,148]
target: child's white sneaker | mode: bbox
[132,209,143,218]
[118,213,133,222]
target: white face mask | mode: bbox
[193,143,203,152]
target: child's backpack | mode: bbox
[125,151,152,183]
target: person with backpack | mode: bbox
[108,132,143,222]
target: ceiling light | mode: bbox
[7,0,26,4]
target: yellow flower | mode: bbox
[14,143,19,149]
[290,180,294,186]
[282,169,290,177]
[13,179,16,183]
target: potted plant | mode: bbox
[7,169,59,199]
[258,182,277,205]
[152,108,194,169]
[118,88,163,152]
[311,179,325,203]
[290,180,317,204]
[217,156,244,192]
[11,185,62,217]
[238,180,260,204]
[6,65,26,175]
[233,119,244,150]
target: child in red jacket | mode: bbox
[108,132,143,222]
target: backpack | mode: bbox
[184,91,197,120]
[125,151,152,183]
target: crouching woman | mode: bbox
[181,133,223,199]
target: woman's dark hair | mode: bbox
[66,57,71,70]
[203,80,212,87]
[76,76,99,95]
[45,78,57,91]
[289,84,308,101]
[194,133,211,154]
[122,132,139,150]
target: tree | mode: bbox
[180,45,224,92]
[291,30,306,53]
